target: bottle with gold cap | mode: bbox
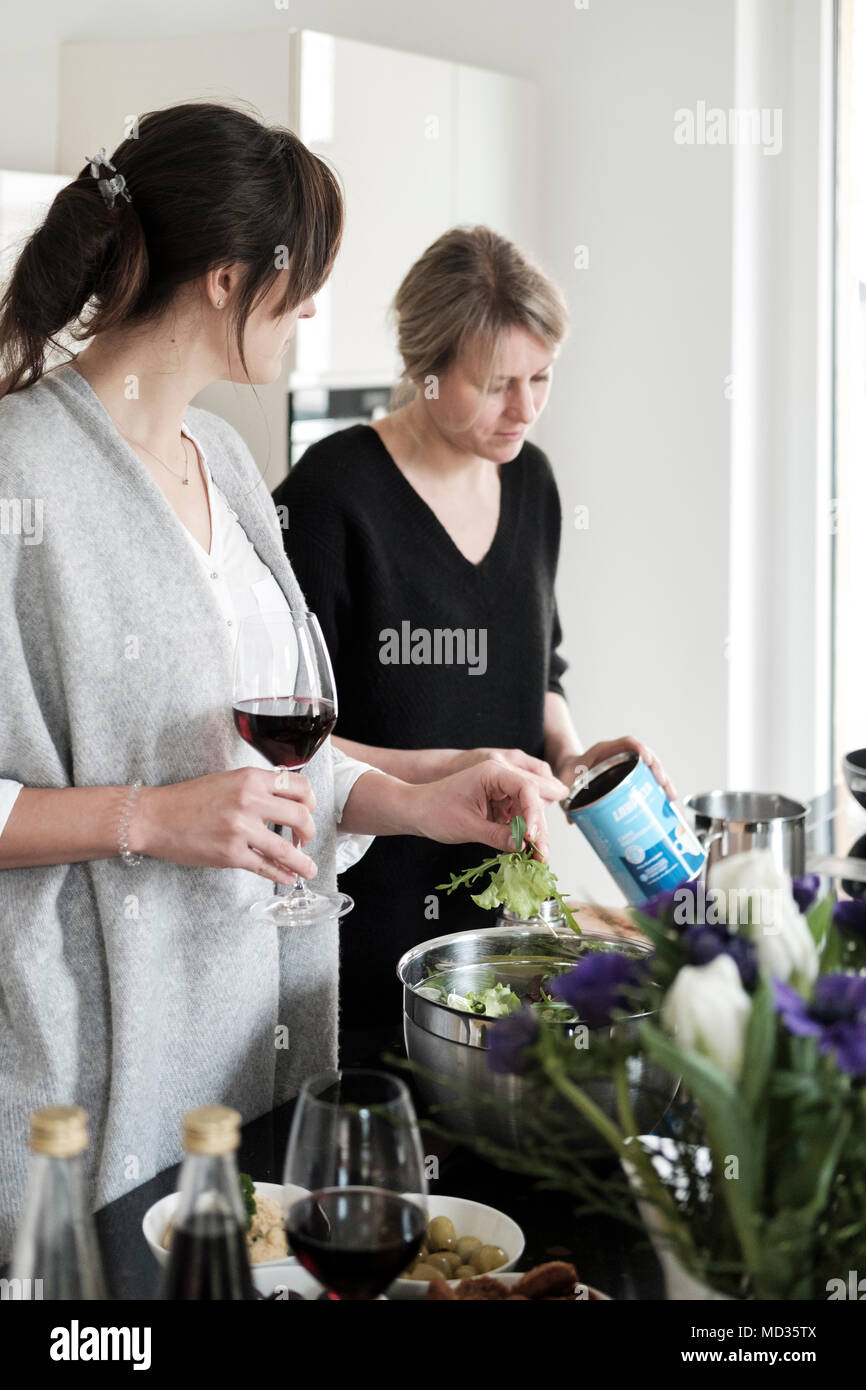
[9,1105,107,1299]
[161,1105,257,1300]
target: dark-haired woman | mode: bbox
[0,103,565,1257]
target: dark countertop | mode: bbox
[96,1026,664,1301]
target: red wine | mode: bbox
[233,695,337,768]
[286,1188,426,1300]
[161,1211,257,1301]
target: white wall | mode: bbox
[1,0,739,904]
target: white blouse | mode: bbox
[0,423,379,874]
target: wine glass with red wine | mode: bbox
[232,609,353,926]
[283,1070,428,1301]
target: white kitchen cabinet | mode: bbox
[293,31,455,387]
[56,29,538,479]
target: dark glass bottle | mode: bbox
[161,1105,257,1301]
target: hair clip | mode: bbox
[85,147,132,209]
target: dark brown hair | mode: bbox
[0,101,344,398]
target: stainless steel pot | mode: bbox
[683,791,807,878]
[397,925,672,1152]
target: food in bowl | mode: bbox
[426,1260,605,1301]
[402,1214,509,1280]
[413,937,649,1025]
[162,1172,289,1266]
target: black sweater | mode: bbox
[273,424,568,1029]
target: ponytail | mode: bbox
[0,156,148,397]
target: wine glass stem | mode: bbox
[275,765,315,905]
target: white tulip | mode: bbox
[661,954,752,1082]
[708,850,818,987]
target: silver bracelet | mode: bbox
[117,780,144,866]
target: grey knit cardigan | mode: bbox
[0,362,339,1260]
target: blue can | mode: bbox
[563,753,705,905]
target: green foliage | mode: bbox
[436,814,581,932]
[410,886,866,1298]
[239,1172,256,1229]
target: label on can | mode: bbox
[564,754,706,905]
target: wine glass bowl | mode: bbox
[232,610,353,925]
[282,1070,428,1300]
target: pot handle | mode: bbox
[695,827,725,857]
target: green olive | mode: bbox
[407,1262,445,1281]
[469,1243,508,1273]
[424,1253,454,1277]
[427,1216,457,1251]
[455,1264,477,1279]
[454,1235,482,1261]
[440,1251,463,1276]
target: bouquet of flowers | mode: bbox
[481,851,866,1300]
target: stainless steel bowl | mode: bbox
[397,925,672,1152]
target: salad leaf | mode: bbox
[436,820,581,934]
[475,983,522,1017]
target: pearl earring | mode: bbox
[217,299,224,308]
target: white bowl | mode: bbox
[252,1265,327,1300]
[387,1194,524,1300]
[142,1180,309,1270]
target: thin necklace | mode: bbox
[68,359,193,483]
[120,430,191,485]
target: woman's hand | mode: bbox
[439,747,565,802]
[557,737,678,803]
[133,768,319,886]
[408,759,569,859]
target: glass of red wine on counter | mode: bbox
[283,1070,428,1300]
[232,609,353,925]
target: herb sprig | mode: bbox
[239,1172,256,1230]
[436,815,580,934]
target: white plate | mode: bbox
[387,1194,524,1300]
[142,1180,309,1270]
[252,1265,327,1300]
[424,1270,611,1300]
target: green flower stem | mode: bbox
[614,1055,638,1139]
[544,1047,704,1275]
[542,1051,688,1249]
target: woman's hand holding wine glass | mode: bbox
[132,767,319,884]
[232,609,353,924]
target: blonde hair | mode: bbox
[391,226,569,406]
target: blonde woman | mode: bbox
[274,226,672,1062]
[0,112,562,1258]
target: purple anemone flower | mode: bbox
[724,933,759,991]
[791,874,822,914]
[638,884,697,931]
[833,898,866,943]
[550,952,647,1027]
[637,887,681,921]
[774,975,866,1076]
[486,1008,540,1076]
[683,925,758,991]
[683,924,726,967]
